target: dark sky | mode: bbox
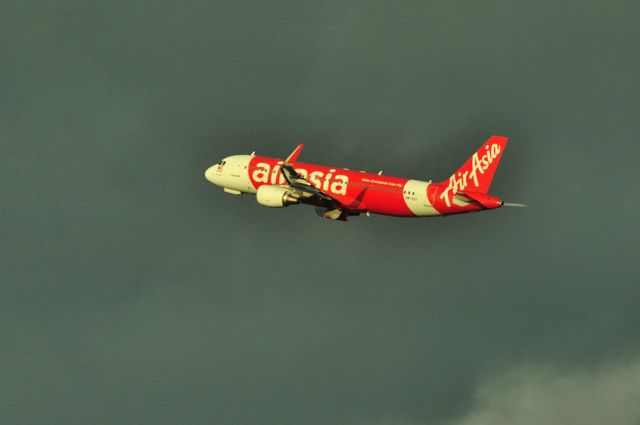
[2,1,639,424]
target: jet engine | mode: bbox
[256,185,300,208]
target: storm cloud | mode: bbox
[1,1,639,424]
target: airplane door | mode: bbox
[427,183,438,206]
[231,162,242,177]
[404,180,438,216]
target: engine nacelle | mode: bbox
[256,185,300,208]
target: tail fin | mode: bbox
[442,135,509,194]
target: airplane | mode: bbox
[204,135,524,221]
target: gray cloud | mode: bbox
[453,360,640,425]
[1,1,639,424]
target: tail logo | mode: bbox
[439,143,502,207]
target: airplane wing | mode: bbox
[281,163,362,221]
[279,145,362,221]
[284,143,304,164]
[280,164,334,202]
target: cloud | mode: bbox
[2,1,640,424]
[451,361,640,425]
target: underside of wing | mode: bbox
[280,164,335,202]
[280,164,359,220]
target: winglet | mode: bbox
[284,144,304,164]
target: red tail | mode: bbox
[441,135,509,195]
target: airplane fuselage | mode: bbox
[205,153,503,218]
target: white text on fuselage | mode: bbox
[439,144,501,207]
[251,161,348,195]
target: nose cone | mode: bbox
[205,165,219,184]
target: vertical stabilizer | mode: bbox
[440,135,509,196]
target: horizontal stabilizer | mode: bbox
[454,190,503,209]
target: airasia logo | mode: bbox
[439,143,501,207]
[251,161,349,196]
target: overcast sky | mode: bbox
[2,1,639,424]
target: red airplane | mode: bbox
[204,135,523,221]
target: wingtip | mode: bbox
[284,143,304,164]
